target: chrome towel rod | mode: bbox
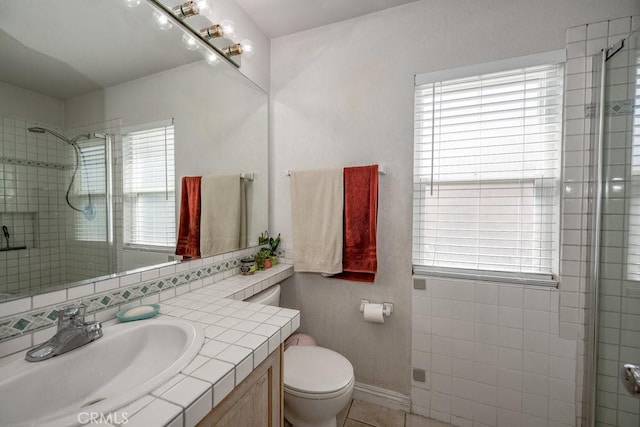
[240,172,255,181]
[286,165,387,177]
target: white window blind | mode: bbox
[627,65,640,280]
[75,143,106,241]
[413,62,563,278]
[123,123,175,249]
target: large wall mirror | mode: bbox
[0,0,268,301]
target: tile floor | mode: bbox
[286,399,452,427]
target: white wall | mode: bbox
[202,0,271,91]
[65,60,269,249]
[270,0,640,412]
[0,81,64,126]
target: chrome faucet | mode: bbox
[25,303,102,362]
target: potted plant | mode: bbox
[254,248,272,270]
[258,230,270,246]
[269,234,281,265]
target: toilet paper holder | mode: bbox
[359,299,394,317]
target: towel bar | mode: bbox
[286,165,387,177]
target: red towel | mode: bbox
[175,176,202,259]
[333,165,378,283]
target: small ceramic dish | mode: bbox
[116,304,160,322]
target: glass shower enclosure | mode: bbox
[588,29,640,426]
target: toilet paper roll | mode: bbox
[363,303,385,323]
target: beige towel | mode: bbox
[290,168,343,274]
[200,175,242,257]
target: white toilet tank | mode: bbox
[245,284,281,306]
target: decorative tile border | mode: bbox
[0,253,253,343]
[585,99,634,117]
[0,156,71,170]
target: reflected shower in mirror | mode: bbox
[0,0,268,301]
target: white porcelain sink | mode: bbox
[0,317,204,427]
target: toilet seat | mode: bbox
[284,346,354,399]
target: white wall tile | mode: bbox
[0,297,30,318]
[499,286,524,307]
[524,289,550,311]
[32,289,66,309]
[587,21,609,39]
[566,25,587,43]
[499,307,523,328]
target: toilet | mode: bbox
[246,285,355,427]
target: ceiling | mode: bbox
[0,0,419,100]
[0,0,202,100]
[233,0,420,38]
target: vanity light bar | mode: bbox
[144,0,239,68]
[285,165,387,177]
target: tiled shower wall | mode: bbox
[0,117,70,295]
[566,14,640,427]
[411,278,578,426]
[582,22,640,427]
[410,14,640,427]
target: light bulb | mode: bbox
[153,11,173,30]
[182,33,200,51]
[195,0,210,14]
[220,19,235,39]
[171,1,199,18]
[123,0,141,7]
[240,39,254,58]
[205,53,221,66]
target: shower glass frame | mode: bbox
[586,29,640,427]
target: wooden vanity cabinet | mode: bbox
[197,345,283,427]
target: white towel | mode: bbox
[200,175,242,257]
[290,168,343,274]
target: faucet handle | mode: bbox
[57,303,87,328]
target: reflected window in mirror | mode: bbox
[123,121,176,251]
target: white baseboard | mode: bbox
[352,382,411,413]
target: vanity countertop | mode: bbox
[105,264,297,427]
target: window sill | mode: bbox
[124,245,174,254]
[412,265,558,288]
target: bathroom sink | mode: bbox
[0,317,204,427]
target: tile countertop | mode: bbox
[106,264,298,427]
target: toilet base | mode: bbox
[284,410,337,427]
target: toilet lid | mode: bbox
[284,346,354,395]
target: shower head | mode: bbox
[28,126,74,146]
[29,126,101,144]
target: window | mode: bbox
[123,121,175,250]
[413,53,564,282]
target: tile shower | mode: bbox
[0,116,121,297]
[0,117,70,295]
